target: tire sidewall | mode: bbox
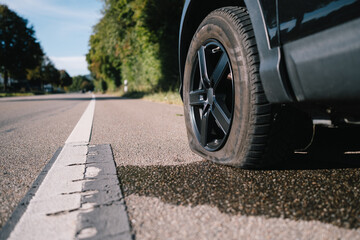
[183,13,253,165]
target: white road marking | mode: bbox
[66,95,96,144]
[8,95,96,240]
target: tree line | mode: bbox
[87,0,184,93]
[0,4,72,92]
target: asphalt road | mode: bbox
[0,94,90,228]
[1,93,360,239]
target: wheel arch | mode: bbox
[179,0,295,103]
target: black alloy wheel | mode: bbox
[183,6,275,168]
[189,40,234,151]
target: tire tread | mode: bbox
[211,7,286,168]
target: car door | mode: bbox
[278,0,360,102]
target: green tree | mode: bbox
[142,0,184,90]
[27,56,60,89]
[86,1,124,92]
[59,70,72,87]
[87,0,184,93]
[80,79,94,92]
[69,75,85,91]
[0,4,44,91]
[69,75,94,92]
[42,58,60,86]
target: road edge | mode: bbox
[0,147,63,240]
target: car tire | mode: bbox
[183,7,312,168]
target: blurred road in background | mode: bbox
[1,94,360,239]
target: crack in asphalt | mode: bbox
[46,198,125,217]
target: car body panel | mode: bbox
[258,0,279,47]
[283,17,360,102]
[279,0,360,44]
[245,0,294,102]
[279,0,360,102]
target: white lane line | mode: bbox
[8,95,96,240]
[66,95,96,144]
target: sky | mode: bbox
[1,0,103,76]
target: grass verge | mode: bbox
[119,90,183,106]
[0,92,36,98]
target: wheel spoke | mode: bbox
[211,52,229,89]
[197,46,210,87]
[200,108,211,147]
[190,41,234,151]
[189,89,206,106]
[212,99,231,134]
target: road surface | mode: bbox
[1,93,360,239]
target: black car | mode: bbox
[178,0,360,168]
